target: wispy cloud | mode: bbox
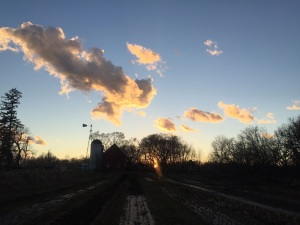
[0,22,157,125]
[127,42,165,76]
[154,118,177,132]
[257,112,276,124]
[184,108,223,123]
[204,39,223,56]
[180,124,198,132]
[136,110,146,117]
[287,100,300,110]
[218,101,254,124]
[29,136,47,145]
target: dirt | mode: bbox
[0,181,107,225]
[1,172,300,225]
[161,177,300,225]
[119,174,155,225]
[120,195,155,225]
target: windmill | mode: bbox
[82,124,103,170]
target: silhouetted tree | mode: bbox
[35,150,59,169]
[121,138,141,164]
[235,126,277,166]
[0,88,23,168]
[98,132,126,151]
[13,126,35,167]
[210,127,281,167]
[210,135,235,163]
[139,133,195,168]
[275,115,300,167]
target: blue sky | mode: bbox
[1,1,300,160]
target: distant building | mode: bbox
[101,144,128,171]
[89,139,103,170]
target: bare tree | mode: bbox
[13,127,35,167]
[98,132,126,150]
[275,115,300,167]
[121,138,141,164]
[139,133,195,168]
[210,135,235,164]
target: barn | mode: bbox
[101,144,128,171]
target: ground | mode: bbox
[0,170,299,225]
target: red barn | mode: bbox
[101,144,128,171]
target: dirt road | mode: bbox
[1,172,299,225]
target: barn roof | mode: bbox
[105,144,128,157]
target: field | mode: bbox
[0,170,299,225]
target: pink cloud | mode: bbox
[154,118,177,132]
[184,108,223,123]
[180,125,198,132]
[29,136,47,145]
[218,101,254,124]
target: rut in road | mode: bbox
[119,175,155,225]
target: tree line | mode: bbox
[90,131,199,171]
[0,88,199,170]
[210,116,300,168]
[1,87,299,173]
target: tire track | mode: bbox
[119,175,155,225]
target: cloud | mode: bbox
[287,100,300,110]
[128,108,146,117]
[262,133,274,139]
[127,42,160,65]
[180,124,198,132]
[154,118,177,132]
[127,42,165,76]
[184,108,223,123]
[136,111,146,117]
[206,49,223,56]
[218,101,254,124]
[257,112,276,124]
[29,136,47,145]
[204,39,213,47]
[0,22,156,125]
[204,39,223,56]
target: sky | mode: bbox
[1,1,300,160]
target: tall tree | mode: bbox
[139,133,193,168]
[276,115,300,167]
[14,126,34,167]
[0,88,23,168]
[210,135,235,163]
[97,132,126,150]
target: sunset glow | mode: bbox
[0,1,299,159]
